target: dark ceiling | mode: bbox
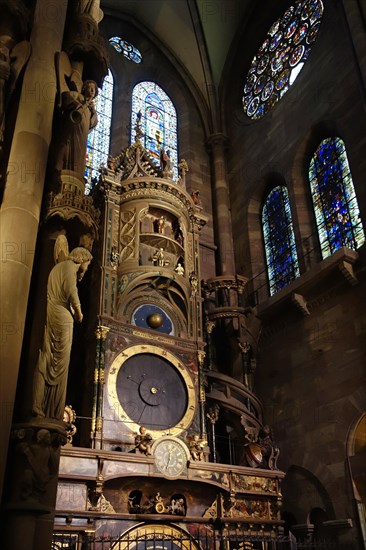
[100,0,254,106]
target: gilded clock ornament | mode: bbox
[152,437,189,478]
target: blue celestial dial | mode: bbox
[132,304,173,335]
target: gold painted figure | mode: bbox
[189,433,204,461]
[134,426,153,455]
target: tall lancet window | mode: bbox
[85,69,114,193]
[262,186,300,295]
[309,137,365,259]
[131,81,178,180]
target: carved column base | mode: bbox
[3,420,67,550]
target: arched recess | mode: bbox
[347,412,366,547]
[309,507,330,540]
[111,523,202,550]
[282,465,335,526]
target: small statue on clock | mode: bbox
[134,426,153,456]
[188,433,205,461]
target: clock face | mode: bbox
[107,345,196,437]
[153,438,188,477]
[116,353,187,430]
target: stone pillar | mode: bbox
[207,133,235,276]
[341,0,366,91]
[0,0,68,499]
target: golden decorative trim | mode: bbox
[95,326,110,340]
[197,350,206,367]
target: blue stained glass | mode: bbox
[309,137,365,258]
[85,69,113,194]
[243,0,324,120]
[131,81,178,180]
[109,37,142,63]
[262,186,300,296]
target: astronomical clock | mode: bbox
[92,124,208,452]
[55,123,285,547]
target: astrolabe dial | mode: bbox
[107,345,196,438]
[152,437,189,478]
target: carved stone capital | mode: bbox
[206,133,229,153]
[64,15,109,87]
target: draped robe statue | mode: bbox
[32,247,92,420]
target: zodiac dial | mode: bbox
[107,345,196,438]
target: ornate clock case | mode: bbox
[93,136,208,451]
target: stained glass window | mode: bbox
[131,81,178,180]
[85,69,114,194]
[262,186,300,295]
[243,0,324,120]
[109,37,142,63]
[309,137,365,259]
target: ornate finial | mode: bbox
[206,403,220,425]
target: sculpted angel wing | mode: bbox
[54,234,69,264]
[55,51,83,108]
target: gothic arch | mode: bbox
[111,522,202,550]
[282,465,335,525]
[347,411,366,542]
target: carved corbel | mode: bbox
[339,260,358,286]
[291,292,310,315]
